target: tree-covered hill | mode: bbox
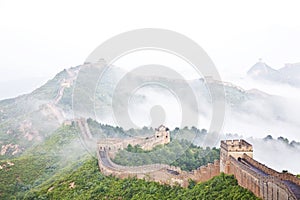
[0,124,88,199]
[113,140,220,171]
[24,157,260,200]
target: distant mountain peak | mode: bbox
[247,59,277,77]
[247,60,300,87]
[246,59,283,83]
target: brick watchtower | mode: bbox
[220,139,253,173]
[155,125,170,144]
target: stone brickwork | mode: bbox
[243,154,300,186]
[97,148,220,187]
[97,125,170,153]
[189,160,220,183]
[220,139,253,173]
[221,139,300,200]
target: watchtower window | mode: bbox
[166,135,168,138]
[157,135,159,138]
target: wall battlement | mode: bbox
[221,141,300,200]
[97,125,170,153]
[220,139,253,173]
[221,139,253,152]
[97,148,220,187]
[227,154,300,200]
[243,154,300,190]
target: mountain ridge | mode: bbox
[0,63,295,158]
[247,60,300,87]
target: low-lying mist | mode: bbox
[249,138,300,174]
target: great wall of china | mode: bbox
[221,140,300,200]
[75,119,300,200]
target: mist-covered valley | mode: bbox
[0,61,300,175]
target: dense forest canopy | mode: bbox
[113,140,220,171]
[24,158,260,200]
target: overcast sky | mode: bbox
[1,0,300,99]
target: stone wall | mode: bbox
[97,148,220,187]
[96,133,300,199]
[243,154,300,186]
[228,156,262,197]
[97,135,170,155]
[76,118,92,139]
[97,149,189,186]
[227,154,299,200]
[190,160,220,183]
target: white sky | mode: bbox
[1,0,300,99]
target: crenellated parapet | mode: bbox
[220,139,253,173]
[189,160,220,183]
[227,154,299,200]
[243,154,300,187]
[221,140,253,152]
[97,125,170,154]
[97,147,220,187]
[221,141,300,200]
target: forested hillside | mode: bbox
[0,122,259,199]
[0,124,87,199]
[113,140,220,171]
[25,157,260,200]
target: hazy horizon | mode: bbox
[1,1,300,99]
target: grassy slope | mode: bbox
[0,124,87,199]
